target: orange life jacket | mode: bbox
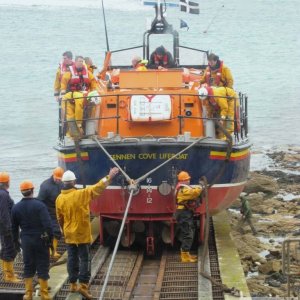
[153,53,169,66]
[68,65,90,92]
[174,183,200,210]
[205,61,223,86]
[59,61,75,80]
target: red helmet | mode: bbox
[20,180,34,191]
[177,171,191,181]
[0,172,10,183]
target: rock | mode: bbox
[267,279,281,288]
[258,260,281,274]
[244,173,279,195]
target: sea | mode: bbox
[0,0,299,200]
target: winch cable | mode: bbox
[94,136,209,299]
[93,137,132,184]
[74,139,86,188]
[94,127,232,298]
[99,189,134,300]
[199,122,241,297]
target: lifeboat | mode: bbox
[54,4,250,254]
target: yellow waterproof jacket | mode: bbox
[176,184,202,210]
[54,68,62,96]
[201,63,234,88]
[60,71,98,93]
[206,87,237,119]
[56,176,109,244]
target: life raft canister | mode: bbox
[68,65,90,92]
[153,53,169,66]
[205,61,223,86]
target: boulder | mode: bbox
[258,260,281,274]
[244,173,279,195]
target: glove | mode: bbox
[40,232,53,248]
[198,180,206,189]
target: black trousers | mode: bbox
[0,233,17,261]
[175,209,195,251]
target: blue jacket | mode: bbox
[0,188,14,234]
[11,197,53,240]
[38,176,62,219]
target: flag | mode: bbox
[180,19,189,30]
[180,0,200,15]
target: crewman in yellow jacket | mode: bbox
[53,51,74,101]
[56,167,119,299]
[198,86,239,139]
[175,171,203,263]
[200,53,234,88]
[131,55,148,71]
[60,55,99,139]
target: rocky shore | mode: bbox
[228,147,300,297]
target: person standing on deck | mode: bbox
[175,171,203,263]
[148,45,175,69]
[131,55,148,71]
[38,167,64,258]
[12,181,53,300]
[56,167,119,299]
[200,53,234,88]
[198,86,239,139]
[60,55,99,139]
[54,51,74,101]
[0,172,21,284]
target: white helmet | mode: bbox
[87,90,100,105]
[198,87,208,100]
[62,170,76,182]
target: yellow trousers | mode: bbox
[62,91,84,127]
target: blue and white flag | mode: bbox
[180,19,189,30]
[180,0,200,14]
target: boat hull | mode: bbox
[55,139,250,216]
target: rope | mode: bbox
[198,123,241,297]
[99,189,134,300]
[135,137,209,184]
[93,137,132,184]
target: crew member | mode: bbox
[12,181,53,300]
[148,45,175,69]
[54,51,74,101]
[198,86,239,139]
[175,171,203,263]
[84,57,97,74]
[56,167,119,299]
[60,55,99,139]
[201,53,234,88]
[131,55,148,71]
[0,172,21,283]
[38,167,64,258]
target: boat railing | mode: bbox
[58,92,248,144]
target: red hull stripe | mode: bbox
[209,149,250,161]
[58,152,89,162]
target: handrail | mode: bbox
[58,92,248,143]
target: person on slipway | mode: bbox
[175,171,203,263]
[56,167,119,299]
[12,180,53,300]
[38,167,64,258]
[0,172,21,284]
